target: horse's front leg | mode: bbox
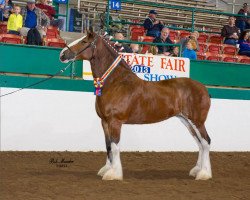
[97,120,112,177]
[98,119,123,180]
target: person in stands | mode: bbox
[113,32,133,53]
[169,46,179,57]
[20,0,50,38]
[238,30,250,57]
[182,40,197,60]
[130,43,140,53]
[179,31,200,52]
[0,0,13,21]
[153,27,173,56]
[36,0,64,30]
[7,5,22,35]
[143,10,164,38]
[236,3,250,33]
[221,16,241,45]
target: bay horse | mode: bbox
[59,30,212,181]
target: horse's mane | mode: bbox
[98,35,132,70]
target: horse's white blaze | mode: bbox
[97,157,111,177]
[102,142,123,180]
[59,35,87,63]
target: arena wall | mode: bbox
[1,88,250,152]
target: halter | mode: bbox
[65,34,124,96]
[65,35,98,59]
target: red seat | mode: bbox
[169,30,178,41]
[130,28,145,41]
[221,54,237,63]
[237,55,250,64]
[179,31,191,39]
[0,22,7,34]
[197,33,209,43]
[45,38,66,48]
[197,52,206,60]
[138,36,154,54]
[46,26,59,39]
[207,44,221,54]
[209,34,224,44]
[222,45,237,55]
[0,34,22,44]
[205,52,221,61]
[198,42,208,53]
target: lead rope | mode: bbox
[0,61,74,98]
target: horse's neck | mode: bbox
[90,40,134,82]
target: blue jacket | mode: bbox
[238,39,250,53]
[182,48,197,60]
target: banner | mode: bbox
[83,54,190,81]
[121,53,190,81]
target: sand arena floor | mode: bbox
[0,152,249,200]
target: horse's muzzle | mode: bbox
[60,50,76,63]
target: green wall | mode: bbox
[0,43,250,100]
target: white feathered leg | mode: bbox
[195,138,212,180]
[97,157,112,177]
[102,142,123,180]
[189,136,203,177]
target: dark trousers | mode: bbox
[239,51,250,57]
[8,30,20,35]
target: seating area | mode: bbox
[128,26,250,64]
[0,22,66,48]
[79,0,227,31]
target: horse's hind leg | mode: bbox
[99,119,123,180]
[194,125,212,180]
[97,120,112,177]
[178,117,203,177]
[179,117,212,180]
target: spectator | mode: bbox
[182,40,197,60]
[153,27,173,56]
[7,5,22,35]
[36,0,64,30]
[20,0,50,39]
[179,31,200,52]
[238,30,250,57]
[146,45,158,55]
[113,32,132,53]
[0,0,5,21]
[130,43,140,53]
[236,3,250,33]
[169,46,179,57]
[221,16,240,45]
[0,0,13,21]
[143,10,164,38]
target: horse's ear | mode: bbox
[86,27,95,39]
[89,26,94,34]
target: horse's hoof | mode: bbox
[97,165,111,177]
[102,168,123,181]
[189,166,201,177]
[195,169,212,180]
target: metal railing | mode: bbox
[105,0,250,34]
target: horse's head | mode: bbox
[60,30,97,63]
